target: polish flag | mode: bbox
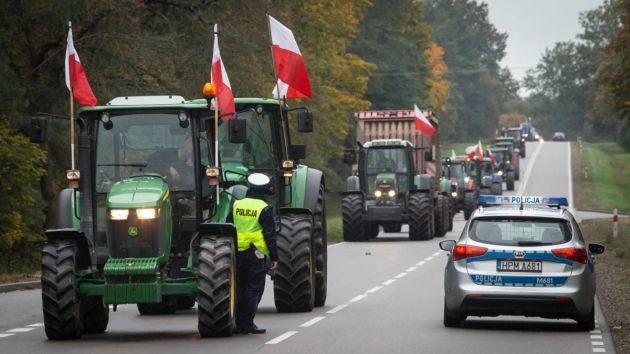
[466,145,477,160]
[475,140,484,159]
[211,24,235,122]
[413,105,436,137]
[269,15,312,99]
[65,26,97,106]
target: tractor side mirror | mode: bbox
[291,144,306,160]
[228,118,247,144]
[343,149,356,164]
[297,111,313,133]
[424,149,434,162]
[30,116,47,144]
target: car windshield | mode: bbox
[95,113,195,192]
[469,217,571,246]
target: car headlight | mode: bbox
[388,190,396,197]
[110,209,129,220]
[375,190,382,198]
[136,208,158,219]
[451,191,457,197]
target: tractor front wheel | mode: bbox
[42,240,82,340]
[81,296,109,334]
[434,195,448,237]
[491,183,502,195]
[506,171,515,191]
[137,297,177,315]
[342,194,365,242]
[274,215,315,312]
[463,191,476,220]
[408,193,433,241]
[383,223,402,233]
[198,237,236,337]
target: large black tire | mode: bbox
[576,305,595,331]
[81,297,109,334]
[520,145,526,158]
[408,193,433,241]
[176,295,196,310]
[506,171,515,191]
[447,196,454,231]
[383,223,402,233]
[366,222,379,239]
[463,191,476,220]
[313,184,327,307]
[443,300,466,328]
[274,215,315,312]
[342,194,365,242]
[137,296,177,315]
[198,237,236,337]
[490,183,502,195]
[515,163,520,180]
[42,240,82,340]
[434,195,448,237]
[479,187,491,195]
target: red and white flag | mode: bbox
[465,145,477,159]
[211,24,235,122]
[476,139,484,159]
[413,105,436,137]
[269,15,312,99]
[65,26,97,106]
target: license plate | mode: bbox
[496,259,542,273]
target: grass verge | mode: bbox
[572,141,630,212]
[326,191,343,243]
[581,218,630,354]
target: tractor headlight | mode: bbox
[136,208,158,220]
[498,170,503,176]
[374,190,382,198]
[451,191,458,197]
[388,190,396,197]
[110,209,129,220]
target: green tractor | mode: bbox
[495,138,520,180]
[442,156,477,220]
[487,147,515,191]
[466,156,502,196]
[32,95,325,340]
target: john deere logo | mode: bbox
[128,226,139,237]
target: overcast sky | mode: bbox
[482,0,605,82]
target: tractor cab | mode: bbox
[360,139,414,204]
[467,156,502,196]
[488,147,515,191]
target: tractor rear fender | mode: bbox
[57,188,80,229]
[198,222,237,244]
[413,174,433,193]
[45,228,91,270]
[346,175,360,192]
[290,165,324,213]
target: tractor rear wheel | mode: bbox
[198,237,236,337]
[447,196,454,231]
[515,164,520,180]
[342,194,365,242]
[313,184,327,307]
[463,191,476,220]
[137,296,177,315]
[480,187,491,195]
[81,296,109,334]
[366,222,380,239]
[274,215,315,312]
[520,146,526,158]
[506,172,515,191]
[408,193,433,241]
[434,195,448,237]
[176,295,196,310]
[383,223,402,233]
[42,240,82,340]
[491,183,502,195]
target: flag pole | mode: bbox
[68,21,76,171]
[213,26,220,206]
[267,15,290,159]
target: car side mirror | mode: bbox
[439,240,456,252]
[343,149,356,164]
[297,111,313,133]
[588,243,605,255]
[30,116,47,144]
[228,118,247,144]
[291,144,306,160]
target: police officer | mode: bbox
[230,173,277,334]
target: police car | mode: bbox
[439,195,605,330]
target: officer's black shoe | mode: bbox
[248,325,266,334]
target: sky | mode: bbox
[482,0,605,83]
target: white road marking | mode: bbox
[591,342,604,346]
[349,294,367,303]
[416,261,426,266]
[591,335,602,339]
[432,251,441,257]
[591,329,601,334]
[0,334,15,338]
[592,348,606,353]
[567,142,574,212]
[366,286,382,293]
[27,323,43,327]
[395,272,407,279]
[299,316,325,328]
[382,279,396,285]
[424,256,433,262]
[327,242,345,248]
[326,304,348,314]
[517,141,544,195]
[6,328,35,333]
[406,266,417,272]
[265,331,298,345]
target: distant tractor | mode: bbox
[488,147,515,191]
[442,156,477,220]
[467,157,502,196]
[495,138,521,180]
[342,110,450,241]
[504,127,526,158]
[32,95,326,340]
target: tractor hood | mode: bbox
[374,173,397,190]
[107,176,169,209]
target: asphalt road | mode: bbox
[0,141,616,354]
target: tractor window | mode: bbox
[448,165,464,179]
[95,113,194,193]
[365,147,409,194]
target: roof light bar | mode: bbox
[477,195,568,207]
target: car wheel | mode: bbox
[443,300,466,328]
[576,305,595,331]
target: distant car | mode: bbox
[439,195,605,330]
[552,132,566,141]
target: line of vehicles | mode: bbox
[30,92,598,340]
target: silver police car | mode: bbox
[439,195,605,330]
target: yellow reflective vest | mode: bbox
[233,198,270,256]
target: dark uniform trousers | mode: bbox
[235,247,266,332]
